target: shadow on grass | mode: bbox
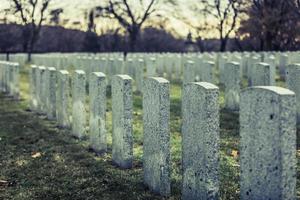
[0,95,167,200]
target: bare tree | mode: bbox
[239,0,300,51]
[201,0,244,52]
[9,0,51,61]
[49,8,63,26]
[96,0,174,52]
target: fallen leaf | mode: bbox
[31,152,42,158]
[231,150,239,158]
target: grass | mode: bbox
[0,65,299,199]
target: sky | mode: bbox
[0,0,222,38]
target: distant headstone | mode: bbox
[30,65,38,111]
[252,62,274,86]
[183,60,195,84]
[224,62,241,110]
[286,64,300,123]
[202,61,214,83]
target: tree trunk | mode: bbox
[265,31,273,51]
[128,26,139,52]
[27,41,34,63]
[6,52,9,61]
[220,38,227,52]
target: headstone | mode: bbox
[202,61,214,83]
[264,55,276,85]
[182,82,219,200]
[46,67,57,120]
[247,56,260,86]
[112,75,133,168]
[89,72,107,153]
[219,55,228,84]
[30,65,38,111]
[240,86,296,200]
[135,59,144,92]
[72,70,86,139]
[11,63,20,99]
[38,66,46,114]
[143,77,170,196]
[252,62,274,86]
[224,62,240,110]
[279,54,288,78]
[57,70,70,128]
[146,57,156,77]
[183,60,195,84]
[286,64,300,123]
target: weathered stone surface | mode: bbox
[224,62,240,110]
[219,55,228,84]
[183,60,195,84]
[182,82,219,200]
[240,86,296,200]
[57,70,70,128]
[252,62,273,86]
[286,64,300,123]
[8,64,14,97]
[146,57,156,77]
[247,56,260,86]
[12,63,20,99]
[202,61,214,83]
[38,66,46,113]
[30,65,38,111]
[89,72,107,153]
[112,75,133,168]
[0,62,5,92]
[143,77,170,196]
[72,70,87,139]
[264,55,276,86]
[279,54,288,78]
[135,59,144,92]
[46,67,57,120]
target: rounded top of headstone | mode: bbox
[48,67,56,71]
[59,70,69,74]
[92,72,106,77]
[288,63,300,68]
[38,66,46,70]
[115,74,132,80]
[257,62,270,67]
[204,60,215,65]
[75,70,85,74]
[242,86,295,96]
[187,60,194,64]
[187,82,219,90]
[148,77,169,84]
[226,61,239,66]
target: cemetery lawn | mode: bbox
[0,68,299,199]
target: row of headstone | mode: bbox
[4,51,298,91]
[0,60,298,199]
[25,63,298,199]
[0,61,20,99]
